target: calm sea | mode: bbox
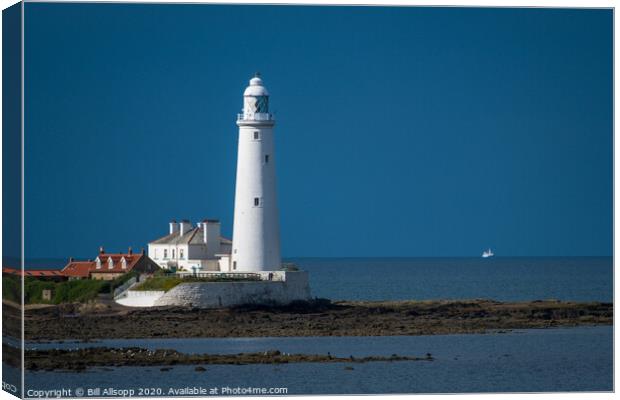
[12,326,613,395]
[294,257,613,302]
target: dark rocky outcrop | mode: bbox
[4,298,612,341]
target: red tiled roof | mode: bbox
[3,267,65,277]
[62,253,143,276]
[92,254,142,273]
[26,270,64,277]
[4,251,145,279]
[61,261,93,278]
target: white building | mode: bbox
[231,74,282,272]
[148,219,232,272]
[147,75,282,274]
[134,75,311,307]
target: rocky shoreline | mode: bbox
[3,345,433,371]
[4,298,612,341]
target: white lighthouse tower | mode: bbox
[231,74,281,272]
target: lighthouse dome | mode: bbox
[243,75,270,97]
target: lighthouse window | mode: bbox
[256,96,269,113]
[265,154,269,164]
[253,131,260,140]
[254,197,260,206]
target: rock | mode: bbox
[17,299,613,342]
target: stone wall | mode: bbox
[153,271,311,308]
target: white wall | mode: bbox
[231,122,281,272]
[154,271,310,308]
[198,259,220,271]
[218,255,231,271]
[149,240,232,272]
[116,290,165,307]
[149,243,192,270]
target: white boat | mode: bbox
[482,248,494,258]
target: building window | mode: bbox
[172,249,175,259]
[180,249,184,259]
[253,131,260,140]
[233,261,237,270]
[164,249,168,259]
[265,154,269,164]
[108,258,114,269]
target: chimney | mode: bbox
[202,219,221,255]
[169,220,179,235]
[99,246,105,254]
[68,257,74,263]
[141,248,145,255]
[128,247,133,255]
[179,219,192,236]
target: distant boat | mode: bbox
[482,248,494,258]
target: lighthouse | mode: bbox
[231,74,281,272]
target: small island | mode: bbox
[4,345,433,372]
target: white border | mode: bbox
[0,1,615,400]
[20,1,24,398]
[12,0,619,6]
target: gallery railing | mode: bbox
[237,113,275,122]
[171,272,262,281]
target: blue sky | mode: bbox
[23,4,612,258]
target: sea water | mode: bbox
[295,257,612,302]
[17,326,613,395]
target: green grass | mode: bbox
[133,274,263,292]
[2,276,22,303]
[2,270,140,305]
[132,276,184,292]
[50,279,106,304]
